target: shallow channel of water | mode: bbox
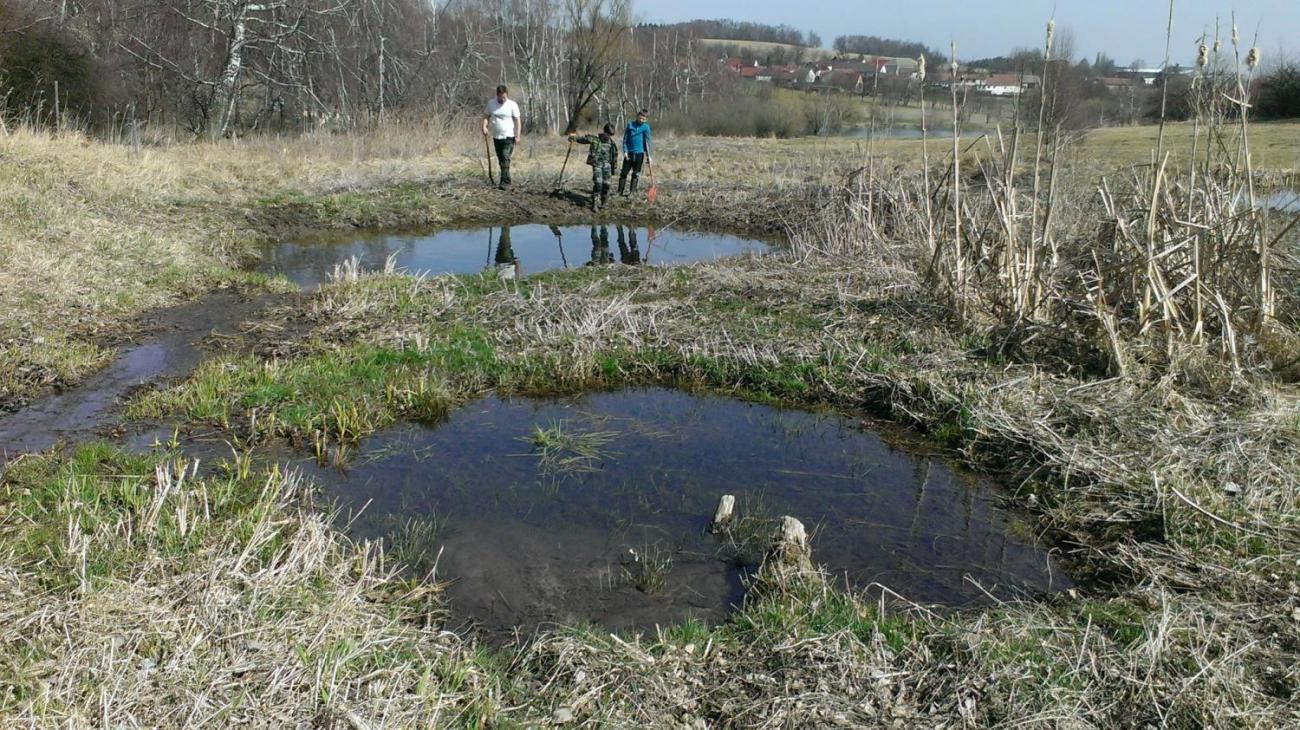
[257,388,1069,637]
[0,292,273,464]
[1268,189,1299,214]
[259,225,770,288]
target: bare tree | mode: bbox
[4,0,715,135]
[491,0,566,133]
[562,0,628,132]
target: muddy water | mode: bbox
[0,292,273,464]
[272,388,1068,637]
[258,224,770,288]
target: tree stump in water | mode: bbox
[710,495,736,533]
[756,515,819,590]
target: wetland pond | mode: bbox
[191,388,1070,638]
[259,224,771,288]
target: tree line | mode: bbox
[832,34,942,62]
[3,2,1293,139]
[0,0,735,137]
[646,19,820,48]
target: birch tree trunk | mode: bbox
[208,2,250,139]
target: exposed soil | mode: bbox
[242,176,809,243]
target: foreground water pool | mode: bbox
[259,224,771,287]
[273,388,1069,636]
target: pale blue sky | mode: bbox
[638,1,1299,66]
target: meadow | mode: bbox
[1,109,1298,725]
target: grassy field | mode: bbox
[735,117,1300,171]
[2,117,1299,726]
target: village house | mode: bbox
[1115,67,1163,85]
[932,69,988,90]
[983,73,1041,96]
[815,69,865,94]
[1097,76,1136,93]
[883,57,920,76]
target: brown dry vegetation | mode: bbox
[2,111,1300,727]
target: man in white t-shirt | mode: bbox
[481,84,522,189]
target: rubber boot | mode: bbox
[601,183,610,209]
[618,176,627,197]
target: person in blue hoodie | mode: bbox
[619,108,652,197]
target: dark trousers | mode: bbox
[493,137,515,184]
[619,152,645,192]
[590,162,611,209]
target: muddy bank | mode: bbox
[242,176,815,244]
[0,289,290,464]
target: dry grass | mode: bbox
[0,449,503,727]
[0,118,481,407]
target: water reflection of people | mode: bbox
[494,226,521,279]
[616,225,642,265]
[587,225,613,266]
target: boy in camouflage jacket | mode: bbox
[568,123,619,211]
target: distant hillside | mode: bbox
[696,38,836,61]
[638,19,819,47]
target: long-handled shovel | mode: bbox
[483,134,496,186]
[645,156,658,205]
[555,138,575,190]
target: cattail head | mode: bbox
[1046,20,1056,50]
[1232,24,1239,46]
[1213,39,1221,54]
[1246,47,1260,69]
[917,54,926,81]
[950,41,958,75]
[1197,44,1209,68]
